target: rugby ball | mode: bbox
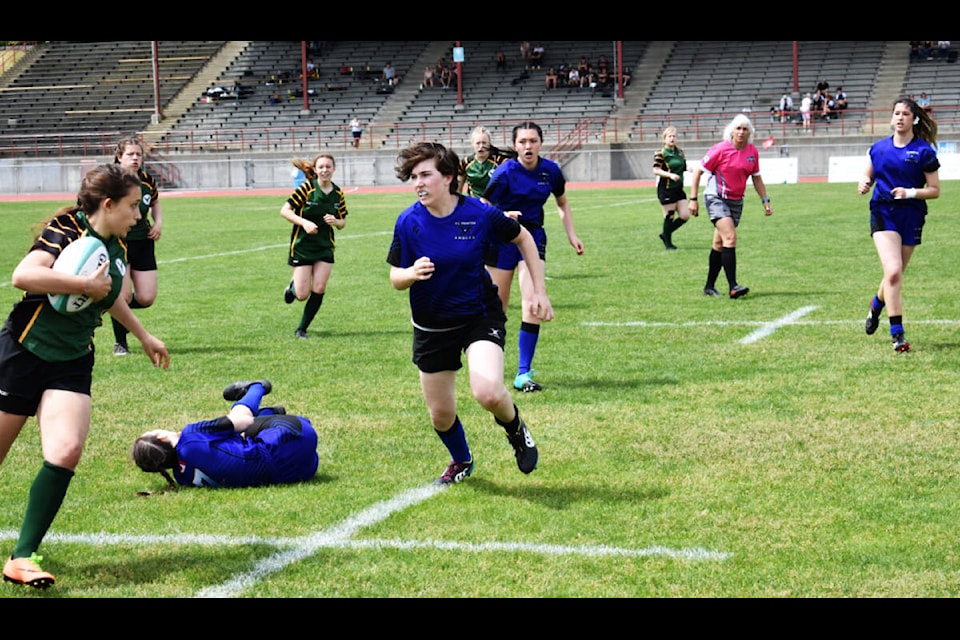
[48,236,109,313]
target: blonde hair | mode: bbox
[661,127,677,143]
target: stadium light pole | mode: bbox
[151,41,162,124]
[301,40,310,113]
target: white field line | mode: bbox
[0,482,731,598]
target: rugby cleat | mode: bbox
[436,459,474,485]
[3,554,55,589]
[222,379,272,401]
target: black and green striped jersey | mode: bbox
[4,211,126,362]
[286,179,348,263]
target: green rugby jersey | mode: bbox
[286,179,348,262]
[124,167,159,242]
[5,211,126,362]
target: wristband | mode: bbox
[761,197,770,203]
[905,188,917,199]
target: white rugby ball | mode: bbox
[48,236,109,314]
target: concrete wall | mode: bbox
[1,135,953,194]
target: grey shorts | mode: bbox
[705,194,744,227]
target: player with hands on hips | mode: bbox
[858,96,940,353]
[388,141,552,485]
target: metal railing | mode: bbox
[1,106,956,159]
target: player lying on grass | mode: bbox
[132,380,318,489]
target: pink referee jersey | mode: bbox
[700,140,761,201]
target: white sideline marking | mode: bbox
[738,305,818,344]
[0,482,731,597]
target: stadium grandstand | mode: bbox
[0,40,957,191]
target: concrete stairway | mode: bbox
[615,41,675,119]
[864,40,910,134]
[369,41,451,145]
[142,41,251,135]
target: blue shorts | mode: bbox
[252,415,319,484]
[485,226,547,270]
[870,204,925,246]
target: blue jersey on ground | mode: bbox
[173,415,318,488]
[481,157,566,229]
[386,195,521,329]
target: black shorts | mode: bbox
[412,313,507,374]
[0,328,93,416]
[657,185,687,206]
[125,237,157,272]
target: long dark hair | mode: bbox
[896,97,938,146]
[33,163,140,239]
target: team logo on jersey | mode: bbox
[143,194,152,207]
[115,258,127,276]
[453,220,476,240]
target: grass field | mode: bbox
[2,180,960,598]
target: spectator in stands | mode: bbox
[909,41,922,62]
[281,153,349,339]
[529,42,544,71]
[779,92,794,123]
[422,65,434,89]
[800,92,812,129]
[921,40,935,60]
[440,63,453,89]
[577,57,589,76]
[567,66,580,90]
[544,66,559,90]
[350,116,362,148]
[112,138,163,357]
[584,65,598,92]
[382,62,396,86]
[520,41,532,63]
[822,92,837,121]
[596,65,610,90]
[689,113,773,300]
[597,54,610,74]
[937,40,952,60]
[652,126,693,250]
[457,125,517,198]
[620,66,632,87]
[917,92,932,114]
[811,88,825,115]
[834,86,848,112]
[859,96,940,354]
[481,121,584,393]
[496,50,508,73]
[816,79,829,94]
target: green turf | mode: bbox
[2,181,960,598]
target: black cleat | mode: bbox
[892,333,911,353]
[729,285,750,299]
[703,286,721,297]
[865,310,880,336]
[284,281,295,304]
[223,380,272,401]
[505,418,538,474]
